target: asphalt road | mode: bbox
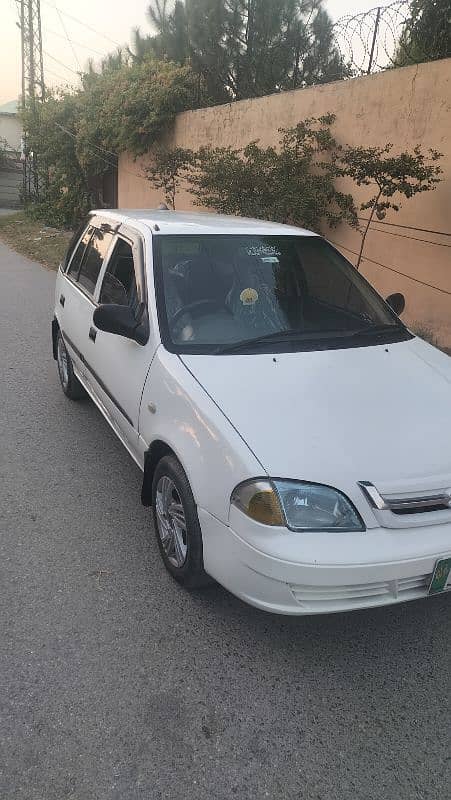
[1,240,450,800]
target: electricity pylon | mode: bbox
[17,0,45,197]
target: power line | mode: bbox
[358,223,451,249]
[329,239,451,297]
[53,122,149,183]
[42,48,79,75]
[56,7,82,71]
[53,123,118,169]
[54,123,118,160]
[44,27,106,57]
[12,3,75,88]
[357,216,451,238]
[44,66,73,83]
[41,0,122,48]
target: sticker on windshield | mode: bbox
[240,288,259,306]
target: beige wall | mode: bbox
[119,59,451,346]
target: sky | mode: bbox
[0,0,381,106]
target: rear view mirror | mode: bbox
[93,304,138,341]
[386,292,405,316]
[93,303,149,345]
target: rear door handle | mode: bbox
[59,294,65,307]
[89,326,97,342]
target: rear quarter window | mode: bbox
[66,226,92,280]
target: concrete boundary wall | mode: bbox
[119,59,451,345]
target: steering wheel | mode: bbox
[170,299,226,327]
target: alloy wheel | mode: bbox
[57,335,69,390]
[155,476,188,568]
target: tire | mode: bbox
[56,330,85,400]
[151,455,211,588]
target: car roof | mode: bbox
[92,209,318,237]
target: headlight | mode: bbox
[231,479,365,532]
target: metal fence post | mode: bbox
[367,6,382,74]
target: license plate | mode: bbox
[429,557,451,595]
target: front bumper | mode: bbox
[199,507,451,615]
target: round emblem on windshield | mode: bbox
[240,287,259,305]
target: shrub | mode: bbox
[145,115,359,233]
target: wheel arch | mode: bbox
[141,440,178,506]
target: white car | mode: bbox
[52,209,451,615]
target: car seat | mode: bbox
[225,255,291,333]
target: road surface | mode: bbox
[0,241,450,800]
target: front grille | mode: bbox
[289,572,431,611]
[358,481,451,528]
[359,481,451,515]
[391,503,449,515]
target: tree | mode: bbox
[22,90,101,227]
[79,55,198,157]
[94,47,129,75]
[335,143,443,268]
[21,56,200,226]
[133,0,351,102]
[144,146,194,207]
[395,0,451,66]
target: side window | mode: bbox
[78,229,114,296]
[99,238,138,311]
[66,226,92,279]
[62,219,88,271]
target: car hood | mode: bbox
[181,338,451,502]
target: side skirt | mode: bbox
[73,365,144,472]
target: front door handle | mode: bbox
[89,326,97,342]
[59,294,65,307]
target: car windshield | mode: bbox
[154,234,410,354]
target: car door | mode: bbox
[85,226,157,463]
[58,219,115,399]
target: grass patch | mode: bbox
[0,211,72,269]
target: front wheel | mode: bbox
[152,455,211,588]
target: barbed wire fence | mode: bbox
[332,0,447,77]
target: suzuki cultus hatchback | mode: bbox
[52,210,451,614]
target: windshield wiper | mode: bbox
[214,329,311,354]
[214,328,352,354]
[214,323,405,354]
[349,323,402,339]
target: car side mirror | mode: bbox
[93,304,140,342]
[386,292,405,316]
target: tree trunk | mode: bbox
[356,189,381,270]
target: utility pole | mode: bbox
[17,0,45,198]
